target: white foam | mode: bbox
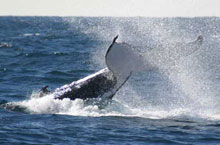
[23,33,40,36]
[15,18,220,121]
[6,90,217,121]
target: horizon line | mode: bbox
[0,15,219,18]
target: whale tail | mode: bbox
[182,35,203,56]
[105,35,145,81]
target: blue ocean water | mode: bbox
[1,17,220,144]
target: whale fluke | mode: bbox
[105,35,119,58]
[53,36,138,101]
[105,36,145,80]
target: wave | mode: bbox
[2,90,220,121]
[23,33,40,37]
[0,42,12,48]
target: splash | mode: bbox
[62,17,220,121]
[4,92,134,117]
[23,33,40,37]
[4,89,219,121]
[5,17,220,121]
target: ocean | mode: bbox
[1,16,220,144]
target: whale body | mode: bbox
[47,36,133,101]
[53,68,116,100]
[40,35,203,101]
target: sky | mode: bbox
[0,0,220,17]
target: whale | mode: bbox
[0,35,204,113]
[40,35,203,101]
[40,36,135,101]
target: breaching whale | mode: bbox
[41,36,136,101]
[0,35,204,113]
[40,35,203,101]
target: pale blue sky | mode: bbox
[0,0,220,17]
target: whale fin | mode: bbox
[105,36,145,81]
[108,71,132,99]
[166,35,203,58]
[41,85,49,93]
[181,35,203,56]
[105,35,118,58]
[195,35,203,44]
